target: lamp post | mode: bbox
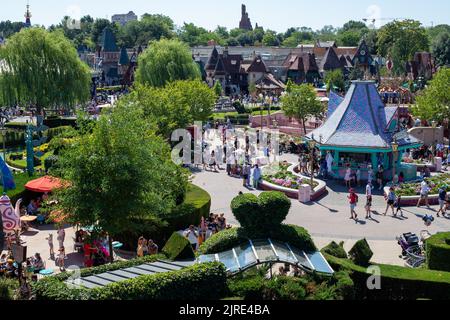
[392,139,399,183]
[309,135,316,186]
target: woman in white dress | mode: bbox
[344,165,352,188]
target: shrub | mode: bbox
[322,241,348,259]
[199,224,316,254]
[348,239,373,267]
[332,270,355,300]
[0,278,18,300]
[324,253,450,300]
[426,232,450,272]
[231,192,291,237]
[162,232,195,261]
[44,155,59,173]
[263,276,307,300]
[90,262,227,300]
[233,101,249,114]
[227,275,265,300]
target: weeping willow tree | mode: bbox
[0,28,91,113]
[135,39,201,88]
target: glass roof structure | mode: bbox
[197,239,334,275]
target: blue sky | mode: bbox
[2,0,449,31]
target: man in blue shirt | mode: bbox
[437,185,447,217]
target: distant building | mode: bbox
[112,11,138,26]
[239,4,253,31]
[24,3,32,28]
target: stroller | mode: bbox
[397,231,431,268]
[397,232,419,256]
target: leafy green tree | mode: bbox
[0,28,90,114]
[135,39,201,87]
[281,84,324,134]
[377,20,429,74]
[338,30,361,46]
[324,69,345,92]
[262,30,280,46]
[213,81,223,97]
[341,20,368,33]
[0,20,28,38]
[432,32,450,67]
[54,103,189,261]
[411,67,450,126]
[427,24,450,43]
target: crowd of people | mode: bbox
[136,237,159,258]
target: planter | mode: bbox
[261,164,327,201]
[401,162,437,172]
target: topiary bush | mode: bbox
[322,241,348,259]
[348,239,373,267]
[227,275,266,300]
[162,232,195,261]
[231,192,291,237]
[426,232,450,272]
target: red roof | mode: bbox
[25,176,64,193]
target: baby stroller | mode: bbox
[397,232,419,256]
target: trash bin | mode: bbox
[298,184,312,203]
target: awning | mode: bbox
[25,176,64,193]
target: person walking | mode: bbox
[56,226,65,249]
[45,233,54,260]
[377,165,384,190]
[210,150,218,172]
[365,181,373,219]
[326,151,334,176]
[242,162,251,187]
[417,180,431,208]
[344,164,352,189]
[348,189,358,220]
[367,165,374,185]
[395,195,404,217]
[384,187,396,216]
[437,185,447,217]
[57,247,66,272]
[252,164,262,189]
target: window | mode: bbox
[338,152,372,168]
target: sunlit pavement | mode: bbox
[192,153,450,266]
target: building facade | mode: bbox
[112,11,138,26]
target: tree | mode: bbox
[432,32,450,67]
[0,21,25,38]
[54,104,189,261]
[135,39,201,88]
[377,20,429,74]
[341,20,368,33]
[91,18,119,46]
[213,81,223,97]
[281,84,324,134]
[0,28,90,114]
[324,69,345,92]
[262,30,280,46]
[338,30,361,46]
[411,67,450,126]
[125,80,216,137]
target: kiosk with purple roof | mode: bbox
[306,80,422,182]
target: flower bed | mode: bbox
[384,173,450,206]
[260,162,327,200]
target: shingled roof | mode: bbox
[319,47,342,72]
[284,53,319,73]
[214,56,226,75]
[307,81,421,149]
[101,27,118,52]
[205,47,219,71]
[119,47,129,66]
[247,55,269,73]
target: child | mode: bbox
[365,195,372,219]
[45,233,54,259]
[395,195,404,217]
[57,247,66,272]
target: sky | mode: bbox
[1,0,449,32]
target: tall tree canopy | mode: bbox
[324,69,345,92]
[411,67,450,124]
[135,39,201,87]
[54,103,189,255]
[0,28,91,112]
[432,32,450,67]
[377,20,429,74]
[281,84,324,134]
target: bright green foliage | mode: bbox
[321,241,348,259]
[162,232,195,261]
[231,192,291,236]
[431,32,450,67]
[262,30,280,46]
[53,103,189,240]
[411,67,450,123]
[377,20,429,74]
[126,80,215,137]
[281,83,324,134]
[119,14,175,47]
[426,232,450,272]
[348,239,373,267]
[213,81,223,97]
[0,28,90,112]
[324,69,345,92]
[135,39,201,87]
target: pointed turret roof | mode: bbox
[352,39,373,66]
[24,3,32,28]
[320,47,342,72]
[214,56,226,75]
[307,81,421,149]
[205,47,219,71]
[247,55,268,73]
[119,47,129,65]
[101,27,118,52]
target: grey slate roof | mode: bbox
[307,81,421,149]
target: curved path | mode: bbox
[192,154,450,266]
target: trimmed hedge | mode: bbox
[231,192,291,237]
[33,262,227,300]
[426,232,450,272]
[198,224,316,254]
[43,118,76,129]
[324,253,450,300]
[321,241,348,259]
[348,239,373,267]
[90,262,227,300]
[162,232,195,261]
[167,184,211,231]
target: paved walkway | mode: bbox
[192,154,450,267]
